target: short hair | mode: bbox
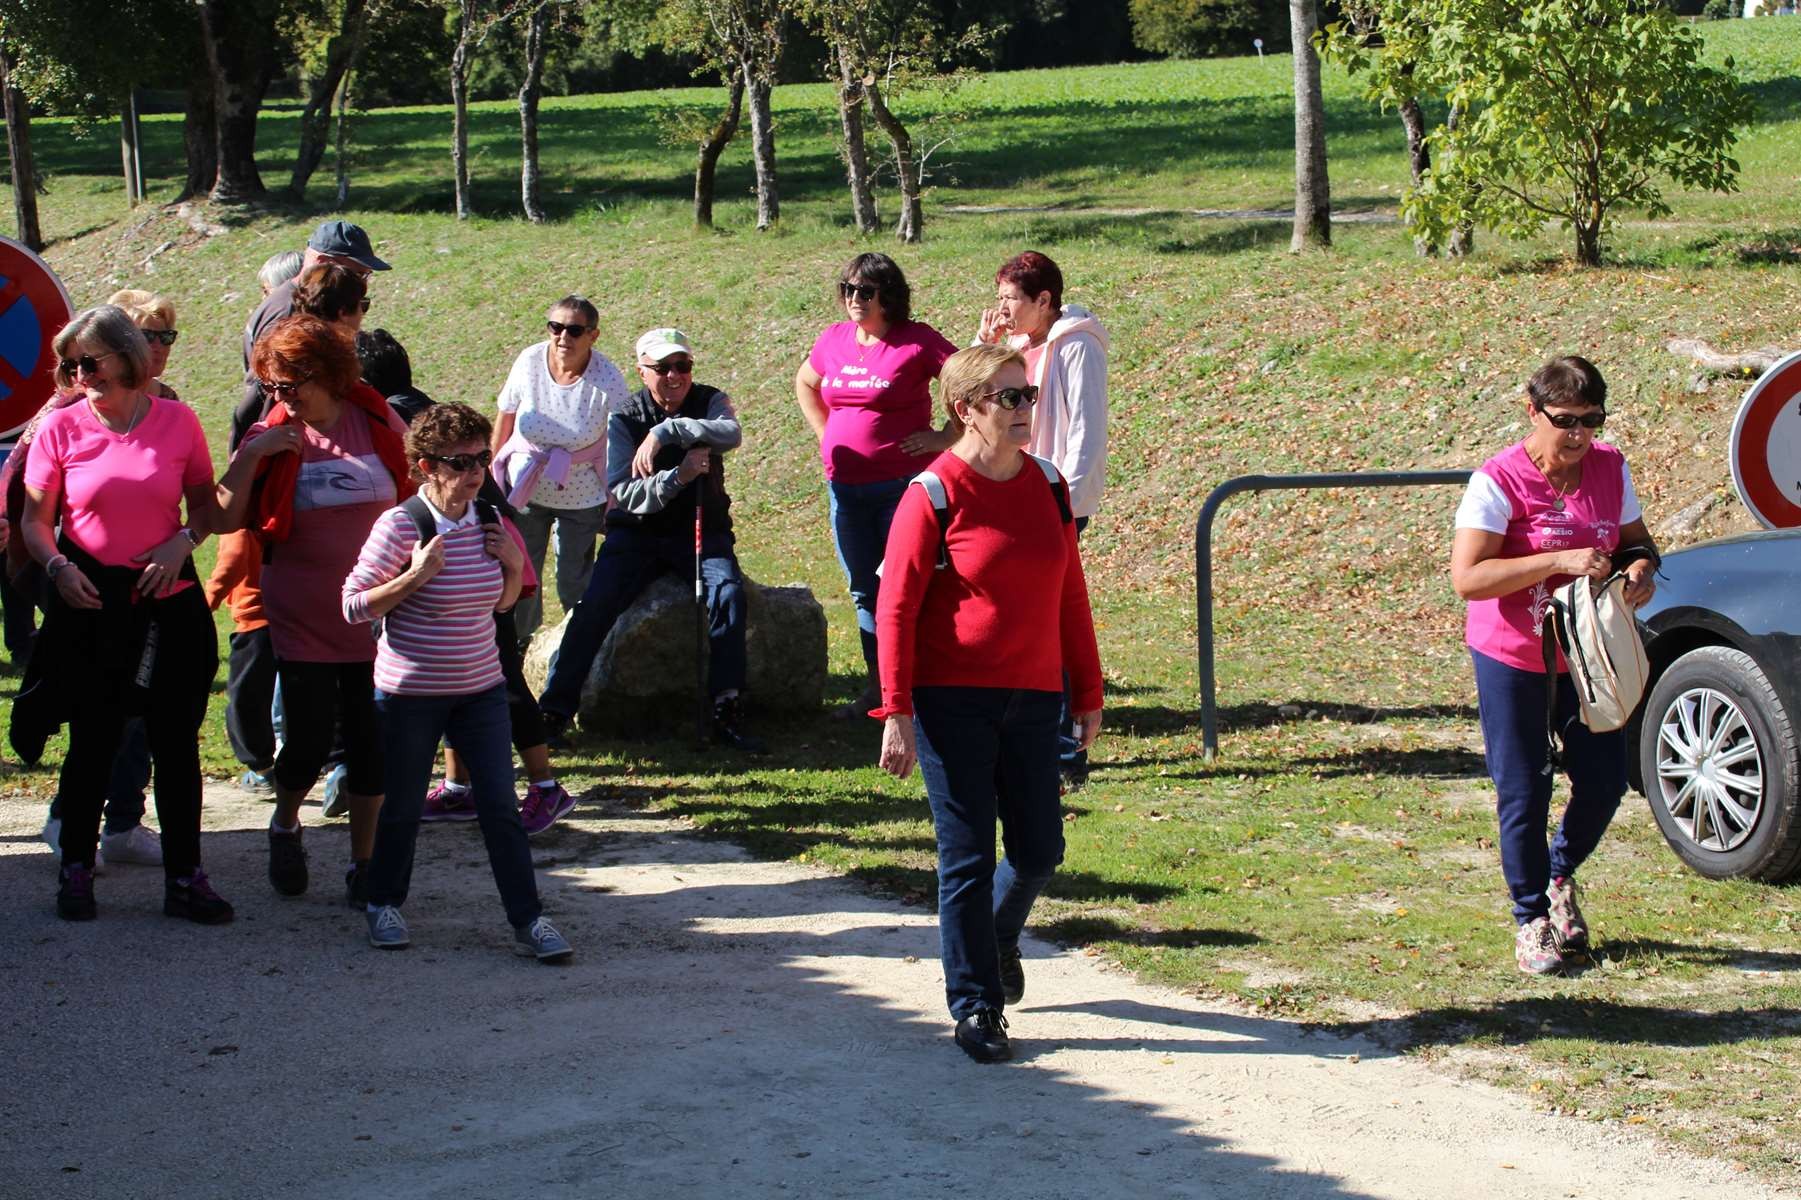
[259,250,304,295]
[105,288,177,329]
[549,294,599,326]
[292,263,367,323]
[995,251,1063,311]
[404,401,492,481]
[53,305,151,390]
[838,253,911,324]
[938,344,1025,438]
[250,314,360,400]
[356,328,412,394]
[1528,355,1607,411]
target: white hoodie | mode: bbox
[1009,304,1109,520]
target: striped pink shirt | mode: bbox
[342,506,504,696]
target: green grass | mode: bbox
[13,22,1801,1176]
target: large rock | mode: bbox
[522,574,827,725]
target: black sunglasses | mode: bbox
[260,373,315,399]
[357,298,372,314]
[839,281,879,303]
[643,359,694,377]
[142,329,179,347]
[1534,400,1606,431]
[980,385,1039,410]
[59,353,115,376]
[546,319,591,338]
[428,450,493,474]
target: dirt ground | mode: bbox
[0,783,1783,1200]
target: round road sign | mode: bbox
[0,235,73,441]
[1729,351,1801,530]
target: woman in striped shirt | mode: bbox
[343,402,572,961]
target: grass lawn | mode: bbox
[13,20,1801,1175]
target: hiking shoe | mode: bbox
[100,823,162,867]
[237,769,276,796]
[999,945,1026,1007]
[321,763,350,819]
[367,905,410,949]
[268,827,308,896]
[422,782,478,823]
[712,696,767,755]
[512,916,573,962]
[954,1008,1012,1063]
[56,863,97,921]
[1547,875,1589,953]
[519,783,576,836]
[1515,916,1563,976]
[164,870,234,925]
[344,862,369,910]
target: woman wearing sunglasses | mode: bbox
[1450,356,1659,976]
[794,253,958,714]
[491,295,627,648]
[107,288,183,402]
[223,314,414,907]
[875,344,1102,1063]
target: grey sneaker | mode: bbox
[1514,916,1562,975]
[513,916,573,962]
[100,823,163,867]
[322,763,350,819]
[1547,875,1589,952]
[366,905,410,950]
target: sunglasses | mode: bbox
[428,450,493,474]
[260,373,314,399]
[357,298,372,314]
[643,359,693,377]
[547,320,591,338]
[980,385,1039,410]
[839,282,879,303]
[1534,400,1606,430]
[142,329,179,347]
[59,353,115,376]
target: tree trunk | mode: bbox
[518,2,550,223]
[1397,95,1435,257]
[289,0,370,200]
[120,90,144,207]
[198,0,275,205]
[864,80,921,244]
[0,44,42,251]
[451,14,473,221]
[179,70,218,202]
[835,47,877,235]
[1444,102,1473,257]
[1574,220,1601,268]
[334,58,355,208]
[744,66,779,230]
[1288,0,1330,251]
[694,75,744,228]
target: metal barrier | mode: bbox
[1194,470,1472,757]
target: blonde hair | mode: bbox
[106,288,177,329]
[939,344,1025,438]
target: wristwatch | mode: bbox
[180,527,200,548]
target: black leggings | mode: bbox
[273,659,383,796]
[497,611,546,753]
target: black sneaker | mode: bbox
[344,861,369,911]
[165,870,234,925]
[268,827,308,896]
[56,863,97,921]
[999,945,1026,1006]
[542,711,573,752]
[954,1008,1011,1063]
[712,696,767,755]
[1059,762,1090,795]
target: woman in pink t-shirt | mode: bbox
[1450,356,1660,976]
[793,253,957,712]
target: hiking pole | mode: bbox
[694,464,709,746]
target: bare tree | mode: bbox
[290,0,374,200]
[834,45,877,234]
[518,1,552,222]
[1289,0,1331,250]
[446,0,528,220]
[0,40,41,251]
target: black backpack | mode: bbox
[399,494,500,543]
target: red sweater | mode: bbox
[874,451,1103,719]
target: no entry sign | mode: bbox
[1729,351,1801,530]
[0,236,73,441]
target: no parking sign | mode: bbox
[0,236,73,441]
[1729,351,1801,530]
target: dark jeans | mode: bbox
[1472,649,1627,924]
[827,476,909,676]
[914,686,1065,1019]
[225,627,278,772]
[1058,515,1092,771]
[273,659,382,795]
[368,684,541,928]
[540,525,748,720]
[47,717,149,834]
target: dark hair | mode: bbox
[549,294,599,326]
[405,401,492,481]
[292,263,368,324]
[838,253,911,324]
[995,251,1063,310]
[250,314,360,399]
[356,328,412,394]
[1527,355,1607,411]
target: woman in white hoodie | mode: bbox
[977,251,1110,787]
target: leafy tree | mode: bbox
[197,0,287,204]
[0,40,41,249]
[1129,0,1286,58]
[659,0,787,230]
[284,0,380,200]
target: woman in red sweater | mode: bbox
[875,343,1103,1064]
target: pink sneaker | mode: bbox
[421,783,478,823]
[519,782,576,837]
[1515,916,1563,976]
[1547,875,1589,952]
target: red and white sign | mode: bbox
[1729,351,1801,530]
[0,235,74,440]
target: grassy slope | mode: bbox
[16,22,1801,1173]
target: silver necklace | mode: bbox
[91,393,147,435]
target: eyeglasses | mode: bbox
[357,298,372,314]
[59,353,115,377]
[259,373,314,399]
[1534,400,1606,431]
[547,320,591,338]
[980,385,1039,410]
[427,450,493,474]
[839,281,878,303]
[142,329,179,347]
[643,359,693,377]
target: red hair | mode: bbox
[995,251,1063,310]
[250,314,360,399]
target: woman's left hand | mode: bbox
[899,425,952,456]
[1073,709,1102,751]
[879,715,916,778]
[484,524,523,574]
[134,533,191,598]
[1622,560,1657,609]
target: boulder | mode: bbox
[522,574,827,726]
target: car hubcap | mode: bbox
[1653,686,1764,854]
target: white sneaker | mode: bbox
[100,824,163,867]
[41,816,60,853]
[322,763,350,819]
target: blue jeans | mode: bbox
[1057,516,1092,771]
[368,684,541,929]
[48,717,149,834]
[827,476,910,675]
[914,686,1066,1019]
[1471,649,1626,925]
[540,525,747,720]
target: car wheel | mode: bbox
[1640,645,1801,881]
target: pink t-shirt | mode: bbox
[24,396,213,569]
[1455,440,1641,673]
[245,408,405,663]
[808,319,956,484]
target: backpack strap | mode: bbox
[1540,584,1574,774]
[474,499,499,526]
[400,494,435,546]
[910,470,951,571]
[1025,453,1074,525]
